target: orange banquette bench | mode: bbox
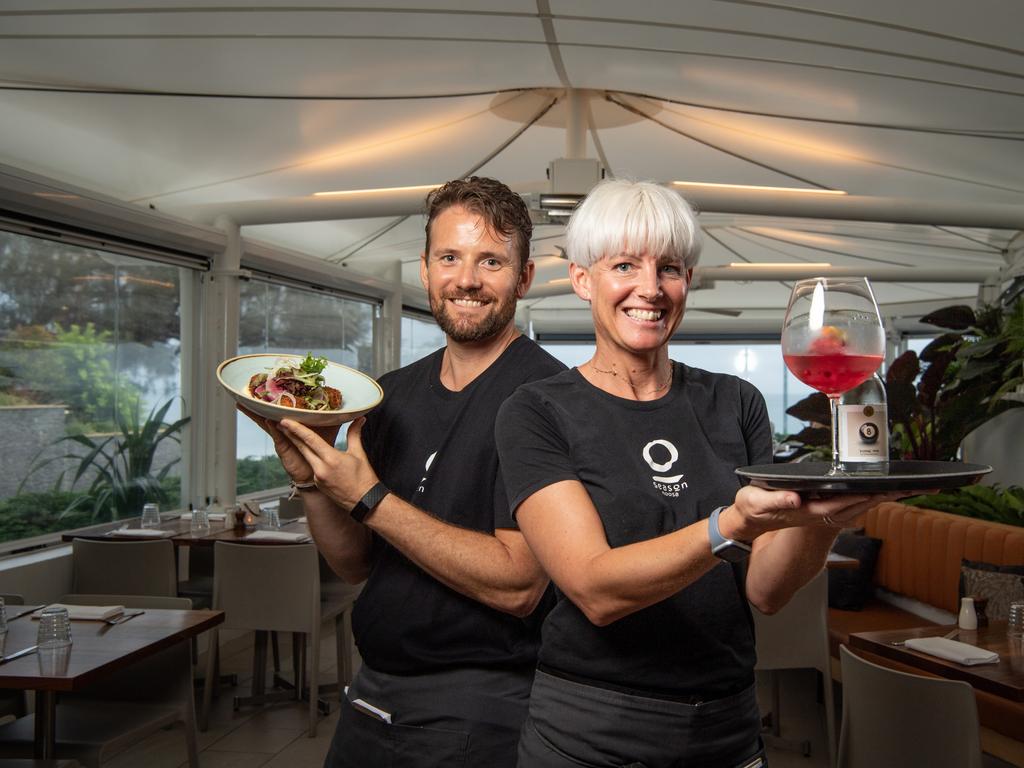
[828,501,1024,763]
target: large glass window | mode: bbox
[236,281,375,496]
[539,341,815,440]
[401,313,445,366]
[0,229,187,545]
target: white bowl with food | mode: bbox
[217,353,383,427]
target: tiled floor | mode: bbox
[98,633,836,768]
[96,643,1015,768]
[103,628,349,768]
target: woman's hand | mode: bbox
[237,405,340,484]
[277,417,378,512]
[720,485,907,541]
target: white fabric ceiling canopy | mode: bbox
[0,0,1021,334]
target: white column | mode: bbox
[564,89,588,160]
[178,267,202,508]
[375,260,403,377]
[201,216,243,506]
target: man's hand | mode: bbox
[237,405,340,484]
[277,417,379,512]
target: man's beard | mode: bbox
[431,290,518,343]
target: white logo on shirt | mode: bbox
[642,439,688,497]
[416,451,437,494]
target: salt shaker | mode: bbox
[958,596,978,631]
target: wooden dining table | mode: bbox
[848,622,1024,702]
[0,607,224,758]
[62,515,312,547]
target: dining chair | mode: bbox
[200,541,326,737]
[317,555,361,692]
[752,568,837,768]
[837,645,982,768]
[70,539,177,597]
[0,595,199,768]
[0,596,28,720]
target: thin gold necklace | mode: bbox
[588,360,673,396]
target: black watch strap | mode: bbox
[350,482,390,523]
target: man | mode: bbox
[245,177,565,767]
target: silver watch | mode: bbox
[708,506,752,562]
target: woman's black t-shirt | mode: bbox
[495,362,773,699]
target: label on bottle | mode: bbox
[837,403,888,462]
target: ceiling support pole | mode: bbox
[203,215,242,507]
[565,89,587,160]
[376,260,403,378]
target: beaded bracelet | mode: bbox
[288,479,318,499]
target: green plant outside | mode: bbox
[0,474,182,544]
[5,322,143,433]
[902,485,1024,528]
[236,455,291,497]
[22,397,189,522]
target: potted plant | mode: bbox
[783,296,1023,464]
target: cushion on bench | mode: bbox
[864,502,1024,614]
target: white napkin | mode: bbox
[904,637,1000,666]
[243,530,311,543]
[33,604,124,621]
[108,528,175,538]
[180,512,227,521]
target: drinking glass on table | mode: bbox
[37,608,72,676]
[190,505,211,535]
[1008,601,1024,639]
[262,507,281,530]
[140,502,161,529]
[37,606,72,650]
[781,277,885,475]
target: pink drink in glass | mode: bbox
[783,351,884,397]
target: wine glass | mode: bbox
[782,277,885,475]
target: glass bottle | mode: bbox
[837,373,889,475]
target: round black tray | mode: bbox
[735,460,992,493]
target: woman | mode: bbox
[495,179,899,768]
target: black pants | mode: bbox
[324,664,534,768]
[517,670,766,768]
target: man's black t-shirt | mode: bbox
[353,335,565,674]
[495,362,773,698]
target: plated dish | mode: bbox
[735,460,992,493]
[217,353,383,427]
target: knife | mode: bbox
[6,605,43,621]
[0,645,39,664]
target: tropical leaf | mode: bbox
[921,305,976,330]
[785,392,830,424]
[22,397,189,521]
[919,333,961,363]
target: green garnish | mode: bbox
[300,352,328,376]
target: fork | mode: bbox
[890,627,958,647]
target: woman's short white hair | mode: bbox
[565,179,702,269]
